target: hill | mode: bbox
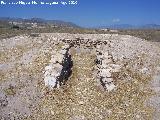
[0,17,80,28]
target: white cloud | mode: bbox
[112,18,120,23]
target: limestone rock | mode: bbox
[105,83,116,92]
[43,44,73,89]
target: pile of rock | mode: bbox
[96,47,121,92]
[61,38,108,49]
[43,44,73,89]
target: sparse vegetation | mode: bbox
[118,29,160,42]
[4,85,16,96]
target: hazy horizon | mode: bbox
[0,0,160,27]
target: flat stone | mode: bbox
[102,55,112,59]
[97,55,103,60]
[60,49,67,55]
[51,54,64,63]
[51,70,60,77]
[99,69,111,77]
[102,78,113,83]
[44,65,52,71]
[44,76,57,88]
[52,64,63,72]
[44,71,51,77]
[105,83,116,92]
[62,44,70,49]
[97,64,108,69]
[49,57,57,63]
[101,59,113,64]
[140,67,148,74]
[103,51,109,56]
[109,64,121,72]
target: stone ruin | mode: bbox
[44,44,73,88]
[43,38,121,91]
[95,47,121,91]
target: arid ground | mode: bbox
[0,33,160,120]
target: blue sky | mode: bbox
[0,0,160,27]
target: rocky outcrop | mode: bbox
[43,44,73,89]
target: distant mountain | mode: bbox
[99,24,134,29]
[98,24,160,29]
[140,24,160,29]
[46,19,79,28]
[0,17,79,28]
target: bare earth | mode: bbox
[0,33,160,120]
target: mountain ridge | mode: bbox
[97,24,160,29]
[0,17,80,28]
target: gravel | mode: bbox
[0,33,160,119]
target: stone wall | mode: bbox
[43,44,73,89]
[95,44,121,92]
